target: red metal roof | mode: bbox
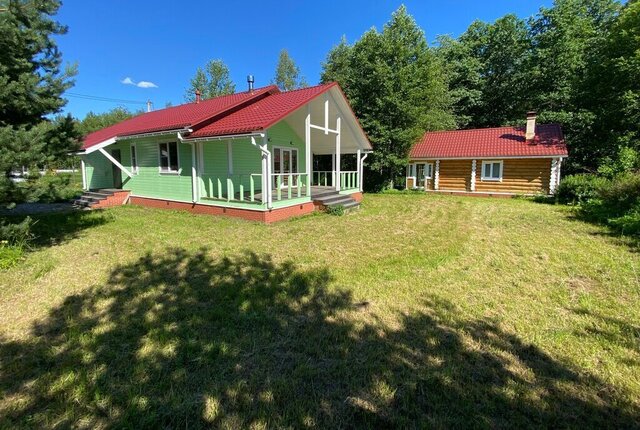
[80,85,279,149]
[189,83,337,138]
[409,124,568,159]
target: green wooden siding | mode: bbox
[84,151,113,189]
[81,118,309,206]
[267,120,305,174]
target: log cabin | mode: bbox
[406,112,568,196]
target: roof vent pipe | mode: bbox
[195,89,201,104]
[525,111,536,141]
[247,75,254,93]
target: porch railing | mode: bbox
[340,171,359,191]
[271,173,310,201]
[202,173,263,203]
[311,170,334,187]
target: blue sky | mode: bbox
[57,0,553,119]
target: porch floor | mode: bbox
[200,186,354,205]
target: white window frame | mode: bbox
[272,146,299,175]
[158,141,180,174]
[407,162,433,188]
[130,143,139,174]
[481,160,503,182]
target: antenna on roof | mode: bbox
[247,75,254,93]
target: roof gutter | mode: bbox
[181,131,265,143]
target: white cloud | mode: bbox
[136,81,158,88]
[120,77,158,88]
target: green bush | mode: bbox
[326,205,345,216]
[557,172,640,236]
[0,217,34,270]
[555,174,608,205]
[609,210,640,236]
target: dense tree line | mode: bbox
[322,1,640,189]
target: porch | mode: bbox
[198,174,361,206]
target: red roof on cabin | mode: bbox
[409,124,568,159]
[80,85,279,149]
[190,83,337,138]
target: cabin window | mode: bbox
[409,163,433,188]
[159,142,179,173]
[481,160,503,181]
[130,144,138,174]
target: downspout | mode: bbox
[250,135,272,210]
[178,131,198,203]
[359,152,369,192]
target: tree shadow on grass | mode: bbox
[0,249,638,428]
[26,209,112,248]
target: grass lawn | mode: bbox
[0,193,639,428]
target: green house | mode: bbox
[77,82,372,222]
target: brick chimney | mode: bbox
[195,89,201,104]
[525,111,536,141]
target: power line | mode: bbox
[65,92,147,105]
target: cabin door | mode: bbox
[111,149,123,189]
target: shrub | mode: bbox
[609,210,640,236]
[0,217,35,270]
[16,172,83,203]
[326,205,345,216]
[576,173,640,236]
[555,174,608,205]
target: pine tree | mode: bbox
[0,0,77,202]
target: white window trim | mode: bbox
[481,160,503,182]
[158,141,181,175]
[407,162,434,188]
[130,143,139,175]
[272,146,299,174]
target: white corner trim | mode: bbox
[471,159,476,191]
[434,160,440,190]
[80,158,87,190]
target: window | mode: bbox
[159,142,179,173]
[481,160,503,181]
[409,163,434,188]
[130,144,138,174]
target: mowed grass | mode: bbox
[0,193,639,428]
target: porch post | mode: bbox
[80,158,87,190]
[305,104,311,197]
[335,116,341,192]
[262,134,272,208]
[197,142,205,197]
[331,151,336,187]
[191,142,198,202]
[434,160,440,190]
